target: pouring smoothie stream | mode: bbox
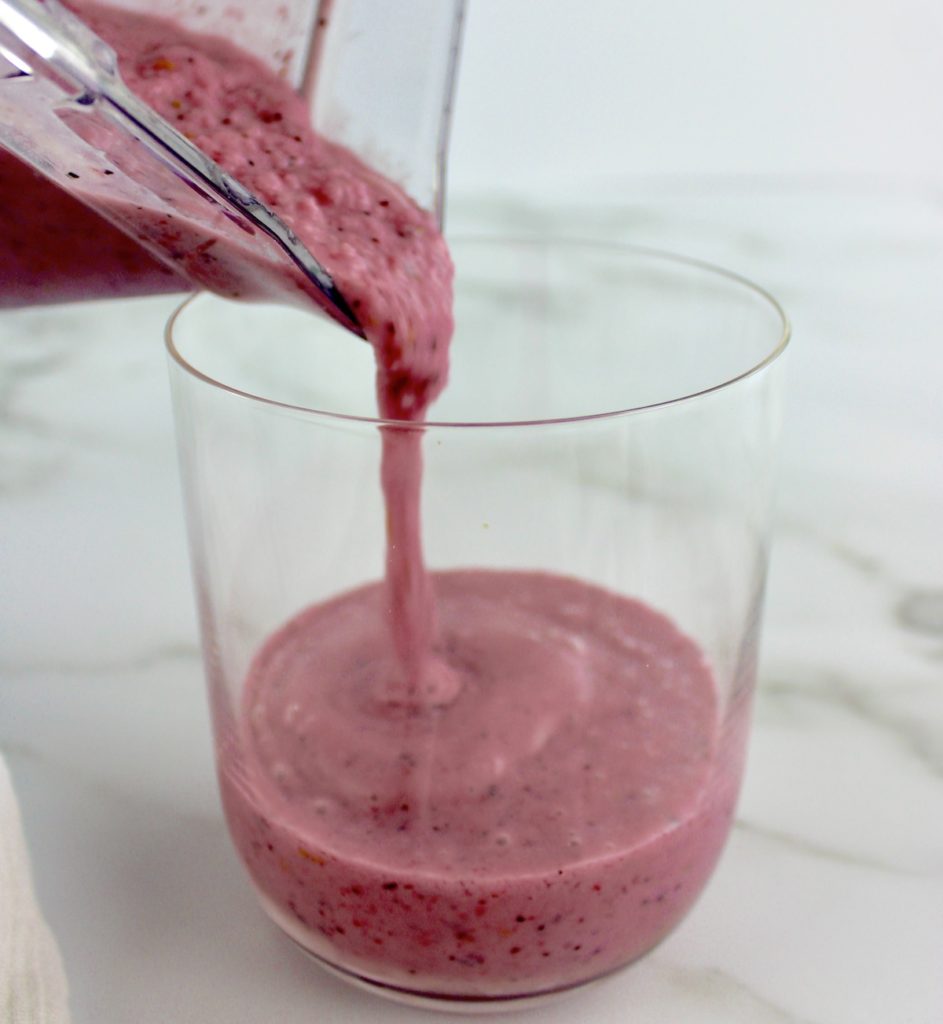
[1,0,758,1004]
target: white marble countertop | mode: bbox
[2,182,941,1022]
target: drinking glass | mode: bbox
[166,238,789,1009]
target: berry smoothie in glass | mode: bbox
[1,0,789,1006]
[168,235,788,1007]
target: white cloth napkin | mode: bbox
[0,755,71,1024]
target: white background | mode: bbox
[450,0,943,193]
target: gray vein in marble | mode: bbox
[452,192,756,252]
[0,641,201,677]
[0,440,65,494]
[0,347,73,425]
[777,515,943,665]
[2,407,61,440]
[820,536,885,579]
[0,332,176,500]
[0,399,163,469]
[778,515,893,585]
[653,961,827,1024]
[761,674,943,780]
[896,590,943,638]
[1,736,218,827]
[734,818,937,879]
[0,737,37,762]
[0,348,75,493]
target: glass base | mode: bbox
[260,892,612,1013]
[291,940,600,1014]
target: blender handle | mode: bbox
[302,0,466,228]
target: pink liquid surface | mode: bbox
[218,571,747,998]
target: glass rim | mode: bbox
[165,238,791,431]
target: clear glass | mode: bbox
[166,238,789,1010]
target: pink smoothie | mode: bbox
[6,3,748,1000]
[217,570,748,999]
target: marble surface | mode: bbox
[2,182,942,1022]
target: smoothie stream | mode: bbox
[17,1,749,999]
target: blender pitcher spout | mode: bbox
[0,0,363,330]
[0,0,464,313]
